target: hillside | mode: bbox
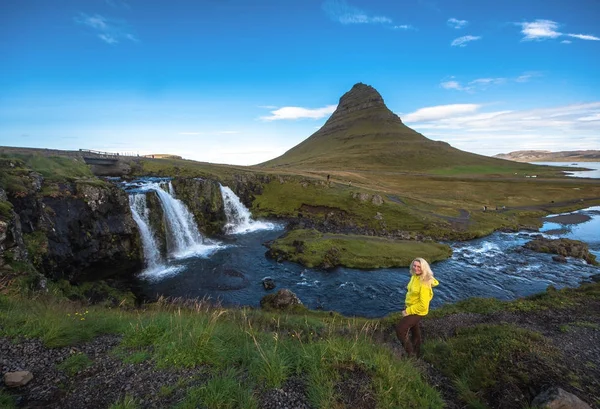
[495,150,600,162]
[258,83,539,174]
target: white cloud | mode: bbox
[322,0,392,25]
[519,20,599,42]
[515,74,533,82]
[451,35,481,47]
[561,40,572,44]
[402,104,480,122]
[441,73,538,92]
[520,19,561,40]
[260,105,337,121]
[393,25,414,30]
[402,102,600,155]
[75,13,138,44]
[578,113,600,121]
[447,18,468,29]
[441,81,462,90]
[567,33,600,41]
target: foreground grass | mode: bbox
[2,282,599,408]
[0,295,442,408]
[268,228,452,268]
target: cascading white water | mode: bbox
[219,184,275,234]
[127,180,224,282]
[129,194,161,271]
[152,184,204,254]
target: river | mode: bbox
[137,204,600,318]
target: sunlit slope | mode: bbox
[258,83,541,174]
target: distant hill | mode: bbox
[494,150,600,162]
[143,154,183,160]
[258,83,534,173]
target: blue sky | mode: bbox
[1,0,599,165]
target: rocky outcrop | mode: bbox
[223,174,274,208]
[4,371,34,387]
[320,83,403,134]
[5,179,142,283]
[0,191,28,269]
[145,190,167,257]
[260,289,304,310]
[524,238,597,265]
[531,386,592,409]
[170,178,226,236]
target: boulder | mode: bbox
[260,289,303,310]
[552,255,567,263]
[531,386,591,409]
[262,277,276,290]
[4,371,33,387]
[524,238,597,265]
[371,194,384,205]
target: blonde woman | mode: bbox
[395,257,439,357]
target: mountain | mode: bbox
[258,83,525,172]
[494,150,600,162]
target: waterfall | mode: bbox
[152,184,204,255]
[219,184,275,234]
[129,194,161,271]
[127,180,223,280]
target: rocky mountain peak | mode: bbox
[323,83,401,128]
[338,83,385,109]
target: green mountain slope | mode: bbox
[258,83,539,174]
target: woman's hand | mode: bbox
[402,310,408,317]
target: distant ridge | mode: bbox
[494,150,600,162]
[258,83,524,172]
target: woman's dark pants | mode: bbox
[395,315,423,357]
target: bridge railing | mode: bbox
[79,149,140,158]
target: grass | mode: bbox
[428,283,600,319]
[57,352,93,376]
[0,200,13,219]
[109,395,141,409]
[0,294,442,408]
[2,282,599,408]
[268,228,452,268]
[0,389,16,409]
[424,324,561,408]
[176,368,257,409]
[0,154,94,183]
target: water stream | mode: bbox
[125,178,599,318]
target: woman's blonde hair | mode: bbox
[410,257,434,286]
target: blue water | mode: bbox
[139,207,600,318]
[534,161,600,179]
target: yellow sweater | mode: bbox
[405,275,439,316]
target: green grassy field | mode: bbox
[267,229,452,268]
[1,282,598,408]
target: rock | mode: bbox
[262,277,276,290]
[260,289,303,310]
[371,194,384,205]
[374,212,383,220]
[7,181,143,282]
[4,371,33,387]
[531,386,592,409]
[590,274,600,283]
[169,178,226,236]
[552,255,567,263]
[524,238,597,265]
